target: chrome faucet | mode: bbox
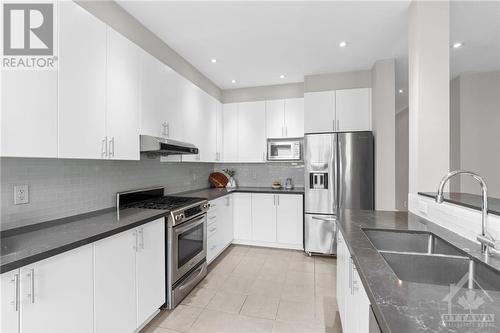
[436,170,498,256]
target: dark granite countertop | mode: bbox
[338,210,500,333]
[419,192,500,216]
[178,186,305,201]
[0,207,168,274]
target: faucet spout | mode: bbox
[435,170,493,255]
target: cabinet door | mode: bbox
[94,229,137,333]
[251,194,277,242]
[58,1,106,159]
[107,27,140,160]
[1,269,20,333]
[335,88,371,132]
[1,71,57,158]
[304,91,335,133]
[284,98,304,138]
[353,266,370,333]
[20,245,93,333]
[276,194,303,246]
[222,103,238,162]
[337,232,347,328]
[216,101,224,161]
[220,195,234,247]
[238,101,266,162]
[136,219,166,326]
[233,193,252,240]
[140,50,168,138]
[266,100,285,138]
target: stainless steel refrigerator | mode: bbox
[304,132,374,255]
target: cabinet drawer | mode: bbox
[207,222,218,238]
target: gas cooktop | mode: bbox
[123,195,203,210]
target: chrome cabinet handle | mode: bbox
[285,126,288,137]
[108,137,115,157]
[27,269,35,304]
[138,228,144,249]
[312,216,336,222]
[133,231,138,251]
[101,137,107,158]
[11,274,19,311]
[333,120,335,131]
[273,195,276,206]
[337,120,340,130]
[162,122,169,137]
[277,195,279,206]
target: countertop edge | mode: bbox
[0,211,168,274]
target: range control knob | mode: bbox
[203,203,210,209]
[175,214,183,221]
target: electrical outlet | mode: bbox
[14,185,29,205]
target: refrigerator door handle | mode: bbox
[312,216,336,222]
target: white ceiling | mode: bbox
[450,1,500,78]
[118,1,410,90]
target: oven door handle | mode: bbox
[174,215,206,234]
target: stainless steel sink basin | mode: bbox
[363,229,500,291]
[363,228,463,256]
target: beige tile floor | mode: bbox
[141,245,342,333]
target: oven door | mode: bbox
[171,214,207,283]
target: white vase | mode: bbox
[227,177,237,188]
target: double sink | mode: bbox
[363,229,500,292]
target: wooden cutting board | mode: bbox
[209,172,228,188]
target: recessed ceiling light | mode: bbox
[452,42,463,49]
[280,74,286,79]
[398,89,404,94]
[339,41,348,48]
[231,79,236,84]
[211,58,217,63]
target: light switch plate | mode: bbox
[14,184,29,205]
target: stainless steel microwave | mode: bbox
[267,139,302,161]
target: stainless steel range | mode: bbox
[117,187,209,309]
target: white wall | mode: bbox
[371,59,396,211]
[396,108,409,211]
[408,0,450,194]
[304,70,371,92]
[450,71,500,197]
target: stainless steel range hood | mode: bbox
[140,135,198,156]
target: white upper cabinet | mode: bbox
[304,91,336,133]
[266,99,286,138]
[215,101,224,162]
[1,70,57,158]
[284,98,304,138]
[106,27,141,160]
[266,98,304,139]
[58,1,106,159]
[222,103,238,162]
[183,87,217,162]
[238,101,266,162]
[335,88,371,132]
[305,89,371,133]
[140,50,169,139]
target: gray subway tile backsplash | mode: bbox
[1,158,304,231]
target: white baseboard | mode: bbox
[232,239,304,251]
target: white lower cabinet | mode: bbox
[94,218,165,332]
[233,193,303,249]
[233,193,253,241]
[337,231,370,333]
[207,196,234,263]
[1,245,93,333]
